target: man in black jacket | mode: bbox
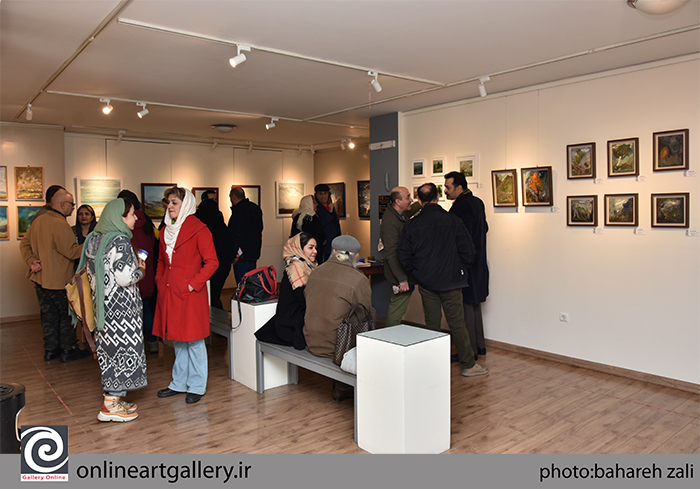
[228,186,263,283]
[398,183,489,377]
[196,191,233,309]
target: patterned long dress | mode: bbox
[85,234,147,392]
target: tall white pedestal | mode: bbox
[357,325,450,454]
[230,299,289,392]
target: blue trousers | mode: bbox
[169,339,208,395]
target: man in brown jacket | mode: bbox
[20,188,89,362]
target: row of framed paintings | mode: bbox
[566,129,689,179]
[413,154,479,182]
[567,193,690,228]
[1,205,41,240]
[492,166,554,207]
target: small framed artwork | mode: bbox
[653,129,689,171]
[276,182,305,217]
[435,183,445,201]
[0,166,7,200]
[325,182,346,218]
[604,193,638,226]
[566,195,598,227]
[566,142,596,179]
[412,185,421,200]
[491,169,518,207]
[192,187,219,204]
[0,206,8,240]
[607,138,639,177]
[357,180,370,219]
[15,166,44,200]
[521,166,553,206]
[412,160,425,179]
[77,177,122,218]
[456,154,479,183]
[141,183,176,220]
[17,206,41,239]
[231,185,261,206]
[651,193,689,228]
[431,157,446,177]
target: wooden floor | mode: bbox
[1,318,698,455]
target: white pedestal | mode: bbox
[357,324,450,454]
[230,299,289,392]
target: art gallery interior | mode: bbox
[0,0,698,455]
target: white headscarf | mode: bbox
[163,188,197,261]
[295,194,316,232]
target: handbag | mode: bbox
[333,303,375,366]
[65,267,97,359]
[233,265,278,329]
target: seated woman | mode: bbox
[255,232,318,350]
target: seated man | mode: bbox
[303,234,374,401]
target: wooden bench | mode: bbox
[209,307,234,380]
[255,341,357,442]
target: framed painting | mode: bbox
[141,183,176,220]
[0,166,7,200]
[231,185,261,206]
[456,154,479,183]
[412,160,425,179]
[276,182,305,217]
[604,193,638,226]
[77,177,122,218]
[431,157,446,177]
[521,166,553,206]
[607,138,639,177]
[15,166,44,201]
[192,187,219,205]
[651,193,689,228]
[412,185,422,200]
[435,182,445,201]
[566,195,598,227]
[653,129,689,171]
[357,180,370,219]
[325,182,346,218]
[566,142,596,179]
[17,206,41,239]
[491,169,518,207]
[0,206,8,240]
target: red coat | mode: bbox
[153,215,218,341]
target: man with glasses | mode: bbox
[20,188,89,362]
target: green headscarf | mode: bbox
[74,198,133,332]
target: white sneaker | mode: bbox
[461,363,490,377]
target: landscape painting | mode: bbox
[276,182,305,217]
[0,206,8,240]
[567,143,596,179]
[491,169,518,207]
[0,166,7,200]
[413,160,425,178]
[456,154,478,183]
[431,157,445,176]
[653,129,689,171]
[78,178,122,218]
[567,195,597,227]
[357,180,370,219]
[521,166,553,206]
[15,166,44,200]
[651,193,689,228]
[17,206,41,239]
[605,193,638,226]
[608,138,639,177]
[141,183,176,220]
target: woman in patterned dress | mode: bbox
[78,198,147,422]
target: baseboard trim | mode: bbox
[1,314,40,324]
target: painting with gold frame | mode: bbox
[0,166,7,200]
[491,169,518,207]
[15,166,44,201]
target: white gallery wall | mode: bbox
[399,56,699,384]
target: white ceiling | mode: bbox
[2,0,699,151]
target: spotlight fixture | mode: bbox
[478,76,490,97]
[212,139,219,150]
[25,103,33,121]
[627,0,689,15]
[368,71,382,93]
[348,140,355,149]
[247,141,253,152]
[100,98,113,114]
[310,145,315,155]
[136,102,149,118]
[117,130,126,142]
[340,140,346,150]
[229,45,251,67]
[265,117,278,130]
[211,124,236,133]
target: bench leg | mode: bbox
[354,388,358,444]
[255,341,264,394]
[288,363,298,385]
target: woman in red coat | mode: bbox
[154,187,218,404]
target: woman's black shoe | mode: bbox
[157,388,185,398]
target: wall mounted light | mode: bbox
[25,104,33,121]
[265,117,278,130]
[229,45,251,67]
[368,71,382,92]
[136,102,149,118]
[100,98,113,114]
[627,0,689,15]
[478,76,490,97]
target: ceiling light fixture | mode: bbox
[100,98,113,114]
[117,130,125,142]
[627,0,690,15]
[229,45,251,67]
[310,145,315,155]
[368,71,382,93]
[25,103,33,121]
[265,117,278,130]
[212,139,219,150]
[211,124,235,133]
[478,76,490,97]
[340,140,346,150]
[136,102,149,118]
[247,141,253,152]
[348,140,355,149]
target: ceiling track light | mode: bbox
[230,45,251,67]
[340,140,346,150]
[25,103,33,121]
[265,117,278,130]
[136,102,149,118]
[100,97,113,114]
[117,130,126,142]
[310,145,315,155]
[348,140,355,149]
[247,141,253,152]
[368,71,382,93]
[627,0,690,15]
[478,76,490,97]
[212,139,219,150]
